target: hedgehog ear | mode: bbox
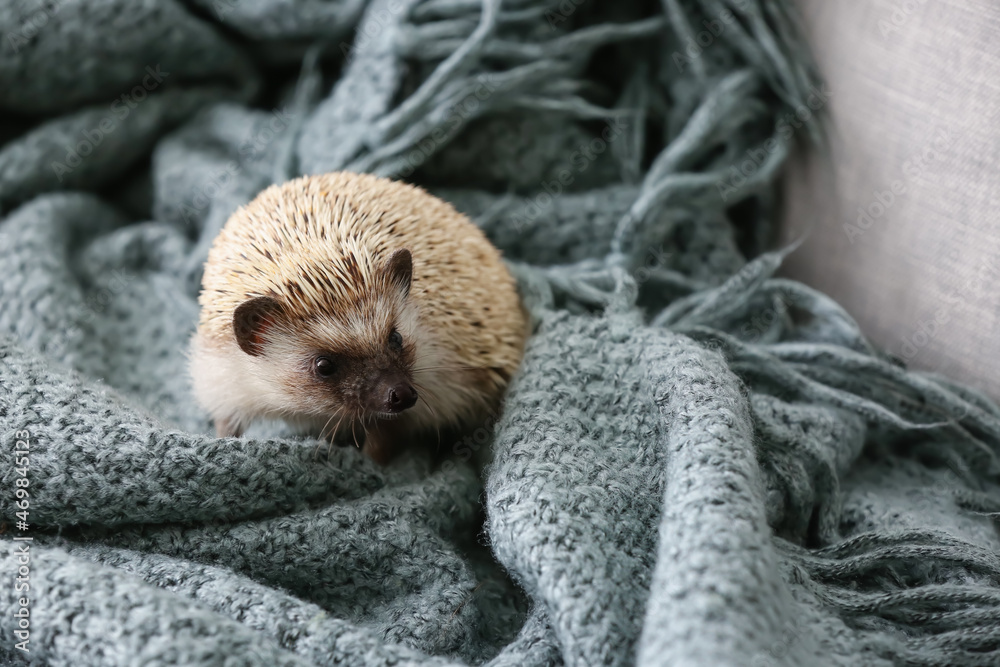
[383,248,412,296]
[233,296,284,357]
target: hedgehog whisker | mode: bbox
[413,381,442,414]
[326,415,344,459]
[351,419,361,449]
[322,412,348,456]
[411,365,481,373]
[333,413,347,443]
[360,421,371,451]
[318,411,338,442]
[412,380,443,444]
[314,412,339,461]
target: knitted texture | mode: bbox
[2,1,1000,666]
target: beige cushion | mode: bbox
[781,0,1000,401]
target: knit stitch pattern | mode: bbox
[2,0,1000,666]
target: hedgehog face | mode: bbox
[230,248,422,424]
[291,316,419,420]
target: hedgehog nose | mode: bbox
[387,383,417,412]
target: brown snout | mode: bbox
[365,373,417,414]
[386,383,417,412]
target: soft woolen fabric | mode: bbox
[1,1,1000,666]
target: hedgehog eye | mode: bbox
[388,329,403,351]
[313,356,336,378]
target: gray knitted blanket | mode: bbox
[2,1,999,665]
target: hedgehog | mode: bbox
[189,171,528,463]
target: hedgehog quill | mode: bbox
[190,172,528,463]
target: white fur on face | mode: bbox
[191,281,500,440]
[192,290,417,433]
